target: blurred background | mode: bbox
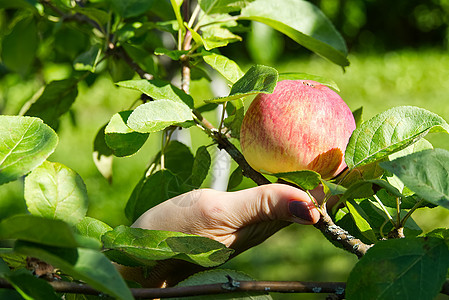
[1,0,449,299]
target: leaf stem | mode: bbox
[373,194,395,227]
[400,199,425,227]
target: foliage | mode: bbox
[0,0,449,299]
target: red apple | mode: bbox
[240,80,356,180]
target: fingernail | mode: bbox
[288,201,314,222]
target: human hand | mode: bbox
[119,184,322,287]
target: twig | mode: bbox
[113,46,154,80]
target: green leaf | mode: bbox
[227,166,243,191]
[346,237,449,300]
[73,45,102,72]
[24,161,88,226]
[22,79,79,129]
[105,111,149,157]
[0,116,58,185]
[170,0,185,35]
[0,215,98,249]
[223,99,244,139]
[205,65,278,103]
[15,241,133,300]
[380,149,449,210]
[1,15,38,74]
[73,6,109,28]
[1,269,59,300]
[201,26,242,50]
[346,199,377,243]
[93,124,114,182]
[117,79,194,108]
[75,217,113,243]
[0,0,37,10]
[278,72,339,92]
[110,0,157,18]
[239,0,348,67]
[125,170,185,222]
[198,0,253,14]
[173,269,272,300]
[202,50,244,83]
[164,141,195,184]
[127,100,193,133]
[345,106,449,169]
[102,226,233,267]
[191,146,211,188]
[273,170,321,190]
[154,48,189,60]
[352,106,363,127]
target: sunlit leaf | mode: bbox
[272,170,321,190]
[239,0,348,67]
[102,226,233,267]
[202,50,244,83]
[24,161,88,226]
[345,106,449,169]
[205,65,278,103]
[0,116,58,185]
[75,217,113,243]
[346,199,377,243]
[198,0,253,14]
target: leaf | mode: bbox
[352,106,363,127]
[278,72,339,92]
[345,106,449,169]
[127,100,193,133]
[110,0,157,18]
[125,170,185,222]
[0,268,59,300]
[1,15,38,74]
[273,170,321,190]
[73,6,109,28]
[191,146,211,188]
[223,99,244,139]
[0,116,58,185]
[173,269,272,300]
[380,149,449,210]
[75,217,113,243]
[346,199,377,243]
[0,215,99,249]
[93,124,114,182]
[154,48,189,60]
[202,50,244,83]
[227,166,243,191]
[117,79,194,108]
[15,241,133,300]
[205,65,278,103]
[22,79,79,129]
[239,0,348,67]
[164,141,195,183]
[24,161,88,226]
[73,45,102,72]
[346,237,449,300]
[201,26,242,50]
[105,111,149,157]
[102,226,233,267]
[198,0,253,14]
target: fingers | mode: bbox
[223,183,321,227]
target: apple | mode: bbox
[240,80,356,180]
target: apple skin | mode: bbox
[240,80,356,180]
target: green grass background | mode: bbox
[2,49,449,299]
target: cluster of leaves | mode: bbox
[1,0,449,300]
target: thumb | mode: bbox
[225,183,321,227]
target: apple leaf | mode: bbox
[24,161,88,226]
[346,199,377,243]
[380,148,449,210]
[239,0,348,67]
[116,79,194,108]
[154,47,189,60]
[278,72,339,92]
[345,106,449,169]
[75,217,113,243]
[191,146,211,188]
[93,124,114,182]
[73,45,102,72]
[223,99,244,139]
[15,241,133,300]
[205,65,278,103]
[0,215,100,249]
[198,0,253,14]
[227,166,243,191]
[0,116,58,185]
[23,78,79,130]
[127,100,193,133]
[105,111,149,157]
[272,170,321,190]
[102,226,233,267]
[202,50,244,83]
[110,0,157,18]
[346,237,449,300]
